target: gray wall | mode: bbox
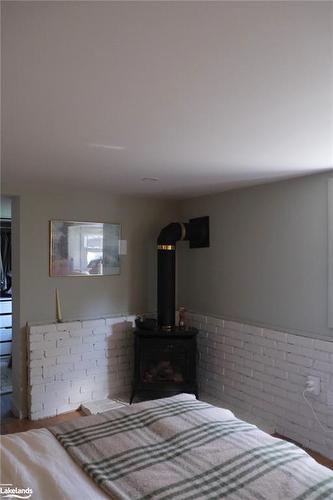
[18,192,178,323]
[178,172,333,339]
[10,191,178,415]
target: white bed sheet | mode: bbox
[0,427,109,500]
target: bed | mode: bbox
[1,394,333,499]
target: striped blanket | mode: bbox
[49,394,333,499]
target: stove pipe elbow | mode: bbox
[157,222,188,246]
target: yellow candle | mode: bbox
[56,288,63,323]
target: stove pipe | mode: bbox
[157,222,188,329]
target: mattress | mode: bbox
[0,427,108,500]
[1,394,333,499]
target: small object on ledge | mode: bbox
[178,307,186,329]
[56,288,63,323]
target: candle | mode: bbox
[56,288,63,323]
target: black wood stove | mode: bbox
[130,217,209,403]
[130,327,198,403]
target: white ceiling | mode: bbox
[2,1,333,198]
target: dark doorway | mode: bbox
[0,197,12,418]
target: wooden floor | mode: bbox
[0,393,83,435]
[273,433,333,471]
[1,394,333,471]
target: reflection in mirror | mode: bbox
[50,221,121,276]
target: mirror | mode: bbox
[49,221,121,276]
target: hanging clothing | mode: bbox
[0,224,12,294]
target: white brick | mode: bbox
[279,342,315,359]
[286,353,312,367]
[56,403,79,415]
[313,360,333,374]
[274,358,299,373]
[242,342,263,354]
[45,381,70,393]
[68,369,89,381]
[93,340,108,350]
[30,374,46,385]
[29,340,45,350]
[287,334,314,349]
[30,312,333,459]
[92,326,108,336]
[243,376,263,391]
[70,328,91,338]
[223,320,242,332]
[70,344,93,354]
[30,324,56,334]
[96,357,110,368]
[242,324,262,336]
[56,321,82,331]
[313,339,333,353]
[262,328,288,343]
[29,350,43,361]
[80,383,96,394]
[29,333,44,342]
[41,340,56,350]
[29,339,44,350]
[297,365,330,382]
[224,337,243,349]
[287,372,307,385]
[253,353,274,367]
[30,384,45,396]
[44,331,67,341]
[43,364,73,378]
[57,354,82,365]
[75,359,96,370]
[105,316,123,327]
[30,359,43,368]
[91,389,109,400]
[69,393,90,404]
[264,365,287,379]
[189,313,207,324]
[82,334,94,344]
[30,401,43,412]
[57,336,82,347]
[232,347,253,360]
[82,350,105,361]
[30,411,43,420]
[30,366,42,377]
[126,315,137,327]
[253,336,276,349]
[263,347,286,360]
[44,346,69,357]
[82,319,106,329]
[196,314,333,460]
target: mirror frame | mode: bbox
[49,220,121,277]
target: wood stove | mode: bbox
[130,217,208,403]
[130,328,198,403]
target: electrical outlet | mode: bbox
[306,375,320,396]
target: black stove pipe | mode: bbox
[157,222,188,329]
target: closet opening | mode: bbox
[0,196,12,419]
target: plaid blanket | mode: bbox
[49,394,333,499]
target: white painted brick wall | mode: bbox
[189,312,333,460]
[27,316,134,419]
